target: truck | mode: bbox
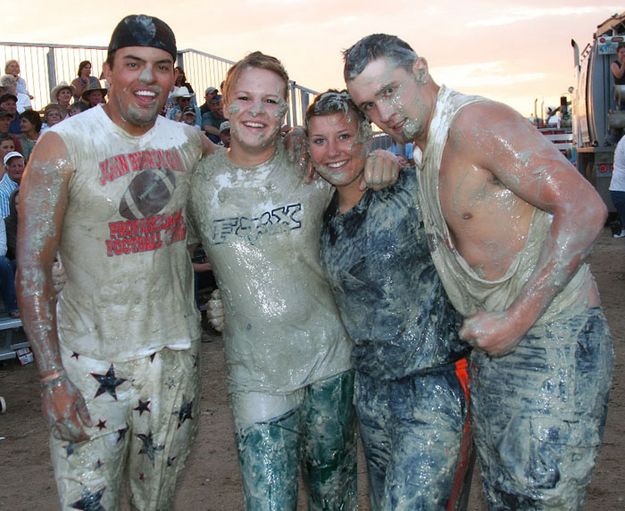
[571,11,625,213]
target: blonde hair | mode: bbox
[4,60,19,74]
[222,51,289,106]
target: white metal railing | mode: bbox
[0,42,316,126]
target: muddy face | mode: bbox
[308,111,367,188]
[103,46,174,135]
[225,67,288,163]
[347,57,430,145]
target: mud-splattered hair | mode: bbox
[305,89,372,143]
[343,34,417,82]
[222,51,289,106]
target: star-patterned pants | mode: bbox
[50,343,200,511]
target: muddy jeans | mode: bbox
[355,360,472,510]
[232,370,356,511]
[472,307,613,510]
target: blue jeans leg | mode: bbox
[0,257,17,313]
[610,190,625,231]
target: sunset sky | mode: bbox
[2,1,622,117]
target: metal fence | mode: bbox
[0,42,316,126]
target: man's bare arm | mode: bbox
[17,132,92,440]
[456,102,606,355]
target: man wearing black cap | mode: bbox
[17,14,214,510]
[0,110,22,153]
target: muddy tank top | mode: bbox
[51,106,203,361]
[416,86,591,323]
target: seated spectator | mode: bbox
[81,81,107,108]
[5,59,32,99]
[68,101,89,117]
[0,93,20,135]
[201,95,225,143]
[174,66,195,96]
[200,86,218,115]
[0,111,22,153]
[0,74,31,117]
[181,106,197,126]
[5,189,17,260]
[18,110,41,163]
[163,67,195,116]
[50,82,74,119]
[0,136,15,159]
[0,217,18,317]
[167,86,201,126]
[70,60,100,103]
[0,150,18,217]
[219,121,231,147]
[40,104,63,133]
[4,151,24,185]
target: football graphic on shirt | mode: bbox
[119,168,176,220]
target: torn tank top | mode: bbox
[416,86,591,323]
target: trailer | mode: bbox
[571,11,625,212]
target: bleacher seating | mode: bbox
[0,315,28,361]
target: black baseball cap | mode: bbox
[108,14,177,61]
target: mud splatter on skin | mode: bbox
[114,83,163,132]
[223,66,289,167]
[346,56,434,148]
[227,99,287,149]
[308,111,370,189]
[16,147,85,436]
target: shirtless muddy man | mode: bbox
[344,34,614,510]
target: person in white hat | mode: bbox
[3,150,24,185]
[167,86,201,127]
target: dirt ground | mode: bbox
[0,227,623,510]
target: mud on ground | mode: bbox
[0,229,624,510]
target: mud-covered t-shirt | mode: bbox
[320,170,467,380]
[189,141,352,394]
[52,106,203,361]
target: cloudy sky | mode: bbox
[2,1,622,116]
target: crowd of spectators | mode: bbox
[0,58,224,319]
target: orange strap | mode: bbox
[447,357,474,511]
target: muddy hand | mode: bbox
[51,260,67,294]
[206,289,225,332]
[360,150,400,191]
[284,126,313,180]
[459,310,525,357]
[41,371,92,442]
